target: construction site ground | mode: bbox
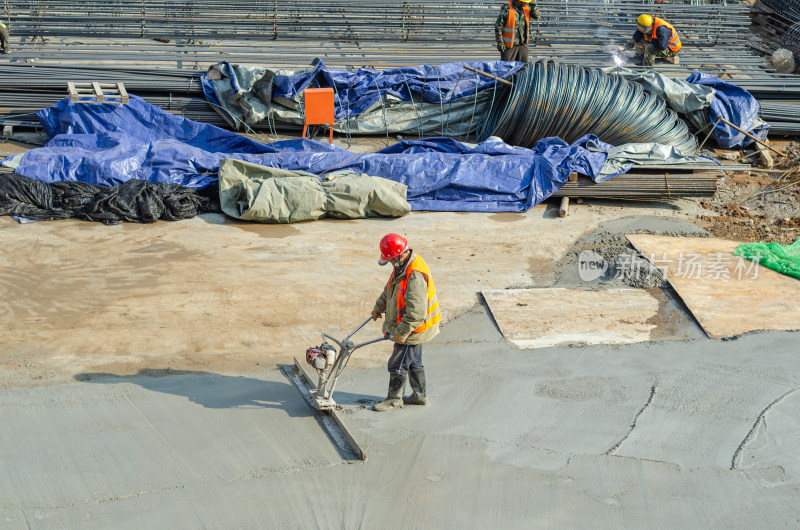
[699,148,800,244]
[2,136,800,525]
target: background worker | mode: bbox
[370,233,440,412]
[494,0,540,63]
[0,20,9,54]
[624,14,681,66]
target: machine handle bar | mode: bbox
[322,314,389,353]
[345,316,374,341]
[321,332,389,352]
[352,335,390,351]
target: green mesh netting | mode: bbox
[734,238,800,280]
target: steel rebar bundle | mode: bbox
[751,0,800,61]
[0,63,225,127]
[0,0,749,44]
[551,171,719,198]
[0,1,795,141]
[481,60,698,154]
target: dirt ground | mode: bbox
[5,200,685,390]
[699,171,800,244]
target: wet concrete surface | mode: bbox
[2,305,799,528]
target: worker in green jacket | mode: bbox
[494,0,540,63]
[0,20,9,54]
[371,233,441,412]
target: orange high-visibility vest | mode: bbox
[388,255,440,333]
[502,2,529,49]
[652,17,681,53]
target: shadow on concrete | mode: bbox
[74,369,313,417]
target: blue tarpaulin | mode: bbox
[241,135,611,212]
[5,95,616,212]
[202,60,525,122]
[686,71,769,149]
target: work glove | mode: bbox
[371,309,383,321]
[497,43,506,53]
[623,40,634,51]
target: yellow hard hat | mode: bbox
[518,0,533,3]
[637,14,653,27]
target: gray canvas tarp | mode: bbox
[602,66,716,131]
[593,141,720,182]
[205,62,502,138]
[218,158,411,223]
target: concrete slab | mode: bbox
[2,306,800,528]
[0,369,344,515]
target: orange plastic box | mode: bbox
[303,87,335,143]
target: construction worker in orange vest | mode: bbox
[494,0,540,63]
[370,233,441,412]
[0,20,9,54]
[624,14,681,66]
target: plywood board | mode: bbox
[482,288,660,348]
[626,234,800,339]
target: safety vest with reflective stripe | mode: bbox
[652,17,681,53]
[389,255,440,333]
[502,2,529,49]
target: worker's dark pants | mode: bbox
[388,343,423,376]
[0,27,9,53]
[635,42,678,66]
[500,43,529,63]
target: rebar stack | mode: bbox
[2,0,748,44]
[551,171,721,199]
[751,0,800,60]
[0,64,223,128]
[0,0,797,141]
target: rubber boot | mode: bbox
[373,374,406,412]
[403,367,428,406]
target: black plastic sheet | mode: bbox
[0,174,218,224]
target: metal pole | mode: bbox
[463,65,513,86]
[716,116,787,157]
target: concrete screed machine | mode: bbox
[301,316,388,411]
[283,316,388,461]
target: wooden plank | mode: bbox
[92,82,104,103]
[67,81,78,103]
[559,197,569,217]
[117,82,129,104]
[482,288,661,349]
[626,234,800,339]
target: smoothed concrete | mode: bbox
[2,305,799,528]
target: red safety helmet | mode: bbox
[378,233,408,266]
